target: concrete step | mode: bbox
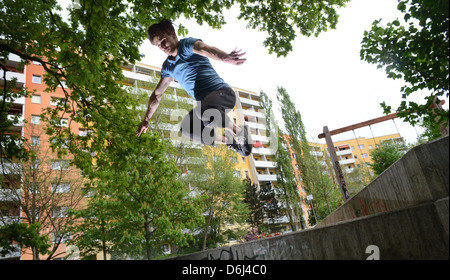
[318,135,449,227]
[171,197,449,260]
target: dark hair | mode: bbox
[147,19,175,43]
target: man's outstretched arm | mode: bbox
[136,76,172,137]
[193,40,246,65]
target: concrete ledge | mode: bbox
[171,198,449,260]
[317,135,449,227]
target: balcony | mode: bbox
[0,162,22,175]
[339,158,355,165]
[245,121,266,130]
[0,244,21,260]
[239,97,260,107]
[7,114,24,127]
[310,150,323,157]
[164,93,194,105]
[8,96,25,105]
[257,174,277,182]
[122,69,158,84]
[156,123,179,132]
[251,134,269,143]
[336,149,352,156]
[252,147,274,156]
[0,70,25,88]
[242,109,264,119]
[254,160,276,168]
[0,189,22,201]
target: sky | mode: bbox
[139,0,450,145]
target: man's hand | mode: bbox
[193,41,246,65]
[223,48,246,65]
[136,119,150,137]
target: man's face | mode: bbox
[151,31,178,56]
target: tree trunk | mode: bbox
[202,209,213,251]
[32,246,39,260]
[102,240,107,260]
[146,246,152,260]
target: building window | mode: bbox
[31,95,41,104]
[50,97,63,106]
[30,136,40,147]
[233,171,240,177]
[52,207,69,218]
[32,75,41,84]
[31,115,40,125]
[58,80,67,88]
[52,117,69,127]
[52,231,71,243]
[361,153,368,158]
[79,128,93,137]
[51,160,70,170]
[51,138,68,149]
[30,183,40,194]
[31,160,40,170]
[60,118,69,127]
[368,145,373,149]
[242,157,246,164]
[52,183,70,193]
[358,145,365,150]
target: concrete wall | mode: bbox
[172,198,449,260]
[318,135,449,227]
[170,136,449,260]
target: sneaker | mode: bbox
[225,129,252,156]
[235,125,253,155]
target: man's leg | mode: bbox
[179,107,215,146]
[200,87,252,156]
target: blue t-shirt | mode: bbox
[161,37,228,101]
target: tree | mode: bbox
[68,186,116,260]
[276,86,341,224]
[259,90,303,230]
[190,145,249,251]
[360,0,449,129]
[0,222,50,258]
[344,163,375,196]
[259,182,282,233]
[369,141,406,176]
[275,134,305,230]
[417,110,449,143]
[1,0,350,174]
[243,178,265,232]
[69,122,204,260]
[1,125,84,260]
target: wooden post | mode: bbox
[323,126,350,201]
[431,97,449,136]
[318,112,399,139]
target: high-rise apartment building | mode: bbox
[1,53,85,260]
[331,134,403,173]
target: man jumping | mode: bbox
[136,19,252,156]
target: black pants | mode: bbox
[180,86,236,146]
